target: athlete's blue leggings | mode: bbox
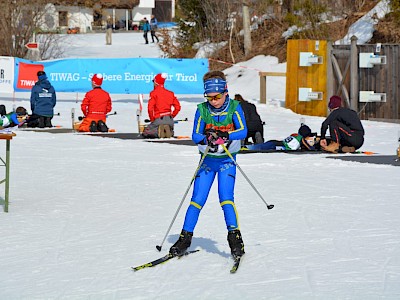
[182,155,240,233]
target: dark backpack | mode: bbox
[142,125,159,138]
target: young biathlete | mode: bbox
[169,71,248,260]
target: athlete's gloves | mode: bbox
[206,129,229,146]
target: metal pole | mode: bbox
[71,108,75,130]
[126,10,129,31]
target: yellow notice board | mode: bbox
[286,40,328,117]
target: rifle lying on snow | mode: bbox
[106,111,117,117]
[77,111,117,121]
[144,117,188,124]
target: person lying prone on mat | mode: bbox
[0,106,28,130]
[243,124,318,151]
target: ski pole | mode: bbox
[221,144,274,210]
[156,145,210,252]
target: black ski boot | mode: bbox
[169,230,193,257]
[97,120,109,132]
[89,121,97,132]
[44,117,53,128]
[38,116,45,128]
[227,229,245,259]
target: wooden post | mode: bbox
[350,35,359,110]
[259,72,266,104]
[0,133,15,213]
[259,72,286,104]
[327,42,334,114]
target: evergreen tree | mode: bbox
[175,0,207,55]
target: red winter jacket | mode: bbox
[81,87,112,120]
[148,86,181,122]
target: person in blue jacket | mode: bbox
[169,70,248,260]
[28,70,56,128]
[150,15,159,43]
[142,17,151,44]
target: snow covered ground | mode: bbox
[335,0,391,45]
[1,28,400,299]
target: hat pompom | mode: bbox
[154,73,167,85]
[92,73,103,86]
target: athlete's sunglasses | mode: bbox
[204,93,224,101]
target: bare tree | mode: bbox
[0,0,43,58]
[0,0,66,60]
[200,0,233,43]
[0,0,140,60]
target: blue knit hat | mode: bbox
[37,71,47,81]
[204,78,227,94]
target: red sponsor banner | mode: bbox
[16,62,44,90]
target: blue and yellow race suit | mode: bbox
[182,98,247,233]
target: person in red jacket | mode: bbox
[142,73,181,138]
[78,73,112,132]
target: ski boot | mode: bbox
[89,121,97,132]
[341,146,356,153]
[323,141,340,153]
[227,229,245,259]
[97,120,109,132]
[38,116,45,128]
[164,125,172,138]
[44,117,53,128]
[169,230,193,257]
[254,131,264,144]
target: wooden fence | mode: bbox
[277,38,400,120]
[330,39,400,121]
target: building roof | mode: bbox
[53,0,140,9]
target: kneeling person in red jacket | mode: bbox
[142,73,181,138]
[78,73,112,132]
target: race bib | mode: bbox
[283,135,300,150]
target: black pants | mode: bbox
[329,120,364,149]
[151,30,159,42]
[27,114,53,128]
[143,31,149,44]
[245,124,264,144]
